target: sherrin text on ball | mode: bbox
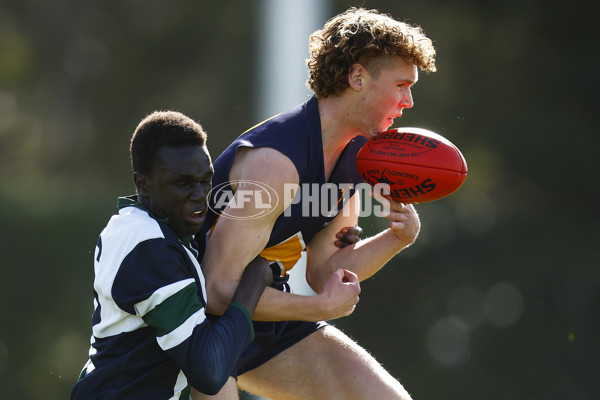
[356,127,468,203]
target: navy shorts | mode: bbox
[209,266,327,377]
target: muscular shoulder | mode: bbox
[228,146,300,214]
[230,146,299,186]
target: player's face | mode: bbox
[358,56,418,136]
[144,145,213,237]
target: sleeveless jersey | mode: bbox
[201,96,367,275]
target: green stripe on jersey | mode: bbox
[143,282,204,337]
[179,385,191,399]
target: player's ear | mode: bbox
[348,63,366,91]
[133,172,150,198]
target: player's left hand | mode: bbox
[371,187,420,244]
[385,200,420,244]
[334,226,363,248]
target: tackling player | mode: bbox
[71,111,273,398]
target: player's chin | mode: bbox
[373,120,394,135]
[368,128,387,138]
[188,217,205,232]
[385,117,398,129]
[178,217,205,237]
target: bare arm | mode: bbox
[306,190,420,293]
[202,147,360,322]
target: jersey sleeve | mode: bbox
[112,238,254,395]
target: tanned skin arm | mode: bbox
[306,190,420,293]
[201,147,360,322]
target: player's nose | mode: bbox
[190,182,211,202]
[401,89,414,109]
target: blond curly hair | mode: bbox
[307,7,437,98]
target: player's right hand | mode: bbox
[316,268,361,320]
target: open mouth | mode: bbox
[188,210,205,223]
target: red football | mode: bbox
[356,128,468,204]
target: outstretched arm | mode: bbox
[306,190,419,293]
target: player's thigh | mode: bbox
[237,325,411,400]
[191,376,239,400]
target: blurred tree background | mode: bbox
[0,0,598,399]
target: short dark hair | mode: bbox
[130,111,207,175]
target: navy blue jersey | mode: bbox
[201,96,367,274]
[71,196,255,399]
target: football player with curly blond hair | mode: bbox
[195,8,436,400]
